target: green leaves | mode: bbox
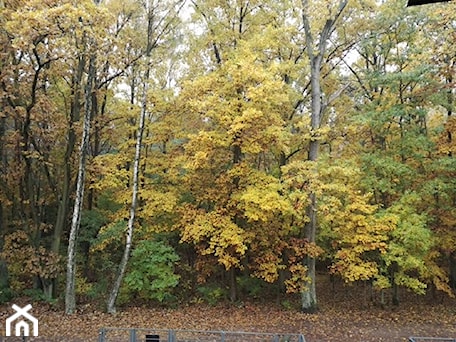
[124,240,180,302]
[1,0,456,307]
[377,192,432,294]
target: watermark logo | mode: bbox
[5,304,38,337]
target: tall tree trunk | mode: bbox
[229,267,238,302]
[106,0,170,311]
[449,252,456,291]
[106,62,149,314]
[0,228,8,291]
[0,115,5,231]
[446,69,453,156]
[301,59,322,314]
[445,61,454,287]
[53,54,86,256]
[300,0,348,313]
[65,52,96,315]
[390,261,399,306]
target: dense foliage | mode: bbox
[0,0,455,312]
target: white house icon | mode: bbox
[5,304,39,337]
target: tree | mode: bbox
[106,59,146,313]
[1,0,456,309]
[423,3,456,293]
[299,0,348,313]
[62,0,142,313]
[0,0,106,299]
[106,0,185,313]
[338,0,455,303]
[177,40,296,301]
[65,45,96,315]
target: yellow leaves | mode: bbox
[176,28,309,279]
[7,0,113,49]
[90,154,130,191]
[435,116,456,156]
[105,0,141,23]
[280,238,323,292]
[316,158,399,284]
[188,150,210,169]
[281,159,316,191]
[303,0,332,34]
[284,264,310,294]
[331,209,391,283]
[373,275,391,290]
[138,189,178,215]
[288,238,324,261]
[394,274,427,295]
[326,186,438,294]
[184,131,232,171]
[252,253,284,283]
[423,254,454,297]
[180,208,249,270]
[235,178,293,222]
[336,260,380,283]
[180,41,293,161]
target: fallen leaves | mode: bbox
[1,277,456,342]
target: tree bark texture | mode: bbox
[300,0,348,313]
[106,64,148,314]
[65,52,96,315]
[53,53,86,256]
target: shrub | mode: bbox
[124,240,180,303]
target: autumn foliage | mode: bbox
[0,0,455,316]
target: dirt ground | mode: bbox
[1,277,456,341]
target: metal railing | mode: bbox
[98,328,306,342]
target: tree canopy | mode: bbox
[0,0,455,312]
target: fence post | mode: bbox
[98,328,106,342]
[129,328,137,342]
[298,334,306,342]
[221,331,225,342]
[168,329,175,342]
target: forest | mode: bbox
[0,0,455,318]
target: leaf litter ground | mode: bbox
[1,277,456,341]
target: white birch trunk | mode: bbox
[105,0,185,314]
[106,66,149,314]
[65,53,96,315]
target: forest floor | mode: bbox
[1,276,456,341]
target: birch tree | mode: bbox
[65,51,96,314]
[65,0,108,315]
[106,0,185,313]
[106,50,149,314]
